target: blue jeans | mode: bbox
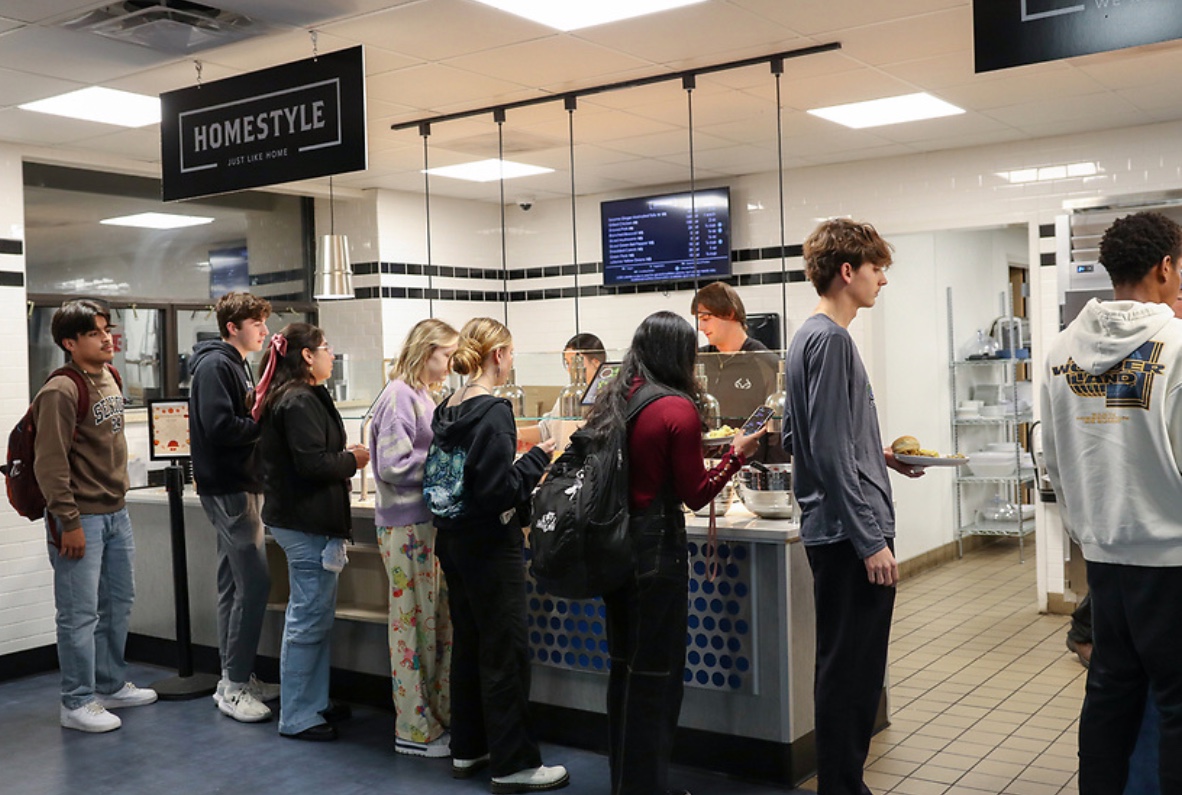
[47,508,136,710]
[270,526,339,735]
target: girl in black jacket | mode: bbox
[424,317,568,793]
[255,322,370,741]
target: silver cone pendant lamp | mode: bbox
[314,176,354,300]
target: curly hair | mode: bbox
[803,218,894,296]
[215,292,272,339]
[1099,211,1182,287]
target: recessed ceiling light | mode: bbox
[807,92,964,129]
[100,212,215,230]
[423,159,554,183]
[470,0,707,31]
[997,162,1099,183]
[19,87,161,128]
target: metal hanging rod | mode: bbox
[391,42,841,132]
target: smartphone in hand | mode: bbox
[740,405,775,436]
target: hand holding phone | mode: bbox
[740,405,775,436]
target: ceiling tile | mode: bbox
[0,1,102,25]
[733,0,966,38]
[0,26,171,83]
[0,67,84,108]
[367,63,535,113]
[0,107,122,145]
[938,68,1108,111]
[444,36,653,91]
[320,0,550,62]
[573,2,799,65]
[835,7,971,67]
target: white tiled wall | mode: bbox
[0,143,49,656]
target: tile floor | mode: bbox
[800,540,1083,795]
[1,540,1083,795]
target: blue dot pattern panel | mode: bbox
[523,541,755,693]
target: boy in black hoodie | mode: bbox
[188,292,280,723]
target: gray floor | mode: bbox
[3,663,804,795]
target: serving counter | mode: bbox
[124,489,822,786]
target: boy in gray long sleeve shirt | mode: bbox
[783,218,921,795]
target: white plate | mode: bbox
[896,454,971,468]
[702,434,734,447]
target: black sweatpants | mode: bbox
[436,521,542,776]
[806,538,896,795]
[1081,561,1182,795]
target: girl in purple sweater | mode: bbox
[370,318,459,757]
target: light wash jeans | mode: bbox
[270,526,339,735]
[47,508,135,710]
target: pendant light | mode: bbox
[684,74,699,299]
[313,175,354,300]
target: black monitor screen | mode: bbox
[601,187,731,286]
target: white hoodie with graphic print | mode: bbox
[1041,298,1182,566]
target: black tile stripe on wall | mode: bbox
[0,271,24,287]
[353,243,807,300]
[0,238,23,256]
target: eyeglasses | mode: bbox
[315,344,334,355]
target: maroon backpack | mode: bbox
[2,365,123,521]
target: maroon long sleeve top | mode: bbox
[628,393,746,512]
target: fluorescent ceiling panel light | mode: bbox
[423,158,554,183]
[19,87,160,128]
[470,0,707,30]
[996,162,1099,183]
[100,212,215,230]
[807,92,964,129]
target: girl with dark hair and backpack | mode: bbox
[254,322,370,741]
[581,310,763,795]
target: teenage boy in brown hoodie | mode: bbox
[34,299,157,733]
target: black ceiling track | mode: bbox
[391,42,841,133]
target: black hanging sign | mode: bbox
[161,46,366,201]
[974,1,1182,73]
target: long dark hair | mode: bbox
[252,322,325,419]
[583,311,701,441]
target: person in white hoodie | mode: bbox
[1042,210,1182,793]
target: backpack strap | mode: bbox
[47,368,91,428]
[46,364,123,430]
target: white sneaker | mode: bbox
[96,682,158,709]
[218,684,272,723]
[452,753,490,779]
[245,674,280,702]
[61,702,121,733]
[490,764,570,794]
[396,731,451,758]
[213,677,227,706]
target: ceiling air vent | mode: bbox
[62,1,275,55]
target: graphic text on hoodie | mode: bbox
[1051,339,1164,410]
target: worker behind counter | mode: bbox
[691,282,784,462]
[517,333,605,449]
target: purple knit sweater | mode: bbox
[369,378,434,527]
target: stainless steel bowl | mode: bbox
[739,463,791,491]
[737,483,795,519]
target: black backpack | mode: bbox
[2,365,123,521]
[528,383,674,599]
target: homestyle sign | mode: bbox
[160,46,366,201]
[974,0,1182,73]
